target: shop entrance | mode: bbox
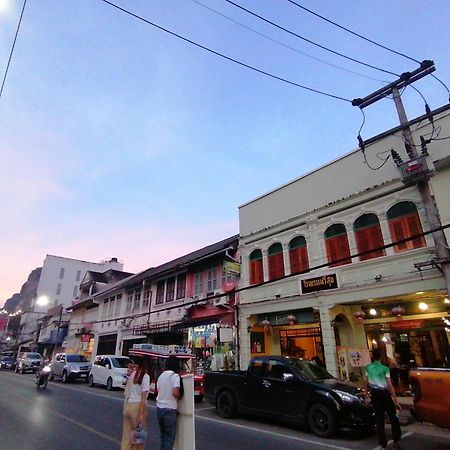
[279,327,324,362]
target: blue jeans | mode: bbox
[157,407,177,450]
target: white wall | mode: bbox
[239,110,450,237]
[34,255,122,312]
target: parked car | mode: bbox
[0,356,17,370]
[409,367,450,429]
[89,355,133,390]
[15,352,43,374]
[49,353,91,383]
[205,356,374,438]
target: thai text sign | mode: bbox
[389,319,424,330]
[300,274,338,294]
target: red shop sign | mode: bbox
[389,319,424,330]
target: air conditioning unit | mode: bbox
[192,293,206,301]
[214,295,229,306]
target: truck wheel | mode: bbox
[195,394,204,403]
[62,371,68,383]
[307,404,336,438]
[216,391,237,419]
[106,377,113,391]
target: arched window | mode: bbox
[268,243,285,280]
[289,236,309,274]
[325,224,351,267]
[353,214,385,261]
[249,249,264,285]
[387,202,425,252]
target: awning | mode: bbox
[172,317,223,330]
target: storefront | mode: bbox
[333,290,450,388]
[248,308,324,363]
[174,304,236,372]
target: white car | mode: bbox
[88,355,132,390]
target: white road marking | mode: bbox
[370,431,413,450]
[196,414,353,450]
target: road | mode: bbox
[1,370,450,450]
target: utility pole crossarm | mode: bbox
[352,60,435,109]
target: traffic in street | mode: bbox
[1,369,449,450]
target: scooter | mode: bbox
[35,365,51,389]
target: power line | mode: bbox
[286,0,420,64]
[285,0,450,98]
[191,0,388,84]
[44,221,450,328]
[224,0,398,77]
[0,0,28,100]
[98,0,351,102]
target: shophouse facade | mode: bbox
[90,235,240,369]
[63,269,134,359]
[238,106,450,381]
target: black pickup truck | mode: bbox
[205,356,374,438]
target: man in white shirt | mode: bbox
[156,356,181,450]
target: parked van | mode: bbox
[89,355,133,390]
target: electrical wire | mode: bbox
[285,0,421,64]
[0,0,28,100]
[285,1,450,99]
[98,0,351,102]
[190,0,388,84]
[29,221,450,329]
[224,0,399,77]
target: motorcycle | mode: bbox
[35,365,51,389]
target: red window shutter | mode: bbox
[355,225,385,261]
[250,260,263,285]
[268,253,285,280]
[326,235,351,267]
[289,247,309,274]
[389,218,409,252]
[406,214,425,249]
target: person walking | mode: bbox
[156,356,181,450]
[121,359,151,450]
[365,348,402,450]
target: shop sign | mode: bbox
[389,319,424,330]
[300,274,338,294]
[217,327,233,343]
[223,261,240,275]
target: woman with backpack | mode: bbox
[156,356,182,450]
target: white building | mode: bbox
[18,255,123,348]
[238,105,450,380]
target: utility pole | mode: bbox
[352,60,450,292]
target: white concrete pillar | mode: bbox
[115,329,123,355]
[282,243,291,276]
[346,225,358,263]
[262,249,269,282]
[319,306,338,377]
[379,218,394,256]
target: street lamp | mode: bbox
[36,295,50,307]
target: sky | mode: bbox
[1,0,449,306]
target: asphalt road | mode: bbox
[1,370,449,450]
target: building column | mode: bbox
[346,225,358,263]
[115,329,123,355]
[262,250,269,282]
[380,218,394,256]
[319,306,338,377]
[282,243,291,276]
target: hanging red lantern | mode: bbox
[261,319,271,332]
[353,310,366,321]
[391,306,405,317]
[287,314,296,326]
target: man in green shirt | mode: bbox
[365,348,402,449]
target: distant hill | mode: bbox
[3,267,42,313]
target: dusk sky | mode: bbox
[1,0,449,305]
